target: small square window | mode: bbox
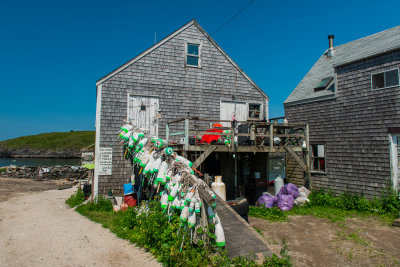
[186,43,200,67]
[372,69,399,90]
[140,105,146,111]
[311,144,326,172]
[248,103,261,119]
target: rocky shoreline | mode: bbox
[0,165,88,180]
[0,147,81,158]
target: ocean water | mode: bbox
[0,157,80,167]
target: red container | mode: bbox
[124,194,137,207]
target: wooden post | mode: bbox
[305,123,310,170]
[184,118,189,151]
[305,123,311,189]
[166,123,170,143]
[269,123,274,152]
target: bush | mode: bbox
[77,195,113,212]
[309,189,400,215]
[65,188,85,208]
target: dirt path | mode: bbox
[250,215,400,267]
[0,183,160,267]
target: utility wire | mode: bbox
[212,0,256,35]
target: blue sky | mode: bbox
[1,0,399,141]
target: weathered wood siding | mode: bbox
[97,24,267,195]
[285,49,400,198]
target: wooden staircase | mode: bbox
[192,145,217,169]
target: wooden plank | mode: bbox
[184,119,189,151]
[169,131,185,136]
[283,145,309,173]
[192,145,217,168]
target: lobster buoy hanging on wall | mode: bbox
[214,213,225,247]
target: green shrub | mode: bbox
[309,189,400,215]
[65,188,85,208]
[77,195,113,212]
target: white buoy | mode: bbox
[168,183,180,201]
[214,213,225,247]
[171,197,180,209]
[188,211,196,227]
[175,155,193,167]
[156,161,168,184]
[160,191,168,209]
[180,206,189,222]
[152,156,162,174]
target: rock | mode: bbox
[393,218,400,227]
[0,166,89,180]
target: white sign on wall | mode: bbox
[98,147,112,175]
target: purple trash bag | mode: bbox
[279,183,299,199]
[277,194,294,211]
[257,195,277,208]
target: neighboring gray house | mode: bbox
[94,20,269,197]
[285,26,400,198]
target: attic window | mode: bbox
[248,103,261,119]
[372,69,399,90]
[186,43,200,67]
[314,77,333,92]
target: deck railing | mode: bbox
[166,117,309,154]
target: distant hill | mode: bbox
[0,131,95,158]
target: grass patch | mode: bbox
[0,131,95,150]
[65,188,85,208]
[336,231,370,246]
[249,189,400,224]
[74,196,292,266]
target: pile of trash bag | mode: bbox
[257,183,310,211]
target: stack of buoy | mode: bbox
[115,122,225,248]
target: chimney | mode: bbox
[327,35,334,57]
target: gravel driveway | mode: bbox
[0,185,160,267]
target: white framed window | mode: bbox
[248,103,262,119]
[371,68,399,90]
[311,144,326,173]
[186,43,200,67]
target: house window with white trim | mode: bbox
[186,43,200,67]
[311,144,326,172]
[372,69,399,90]
[248,103,261,119]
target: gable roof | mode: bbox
[96,19,268,100]
[285,25,400,106]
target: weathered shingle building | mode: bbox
[285,26,400,197]
[94,20,269,196]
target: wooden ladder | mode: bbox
[192,145,218,169]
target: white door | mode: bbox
[220,101,247,127]
[390,135,400,191]
[127,95,159,136]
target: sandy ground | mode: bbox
[250,215,400,267]
[0,178,160,267]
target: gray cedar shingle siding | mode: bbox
[285,49,400,198]
[285,25,400,105]
[97,22,267,195]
